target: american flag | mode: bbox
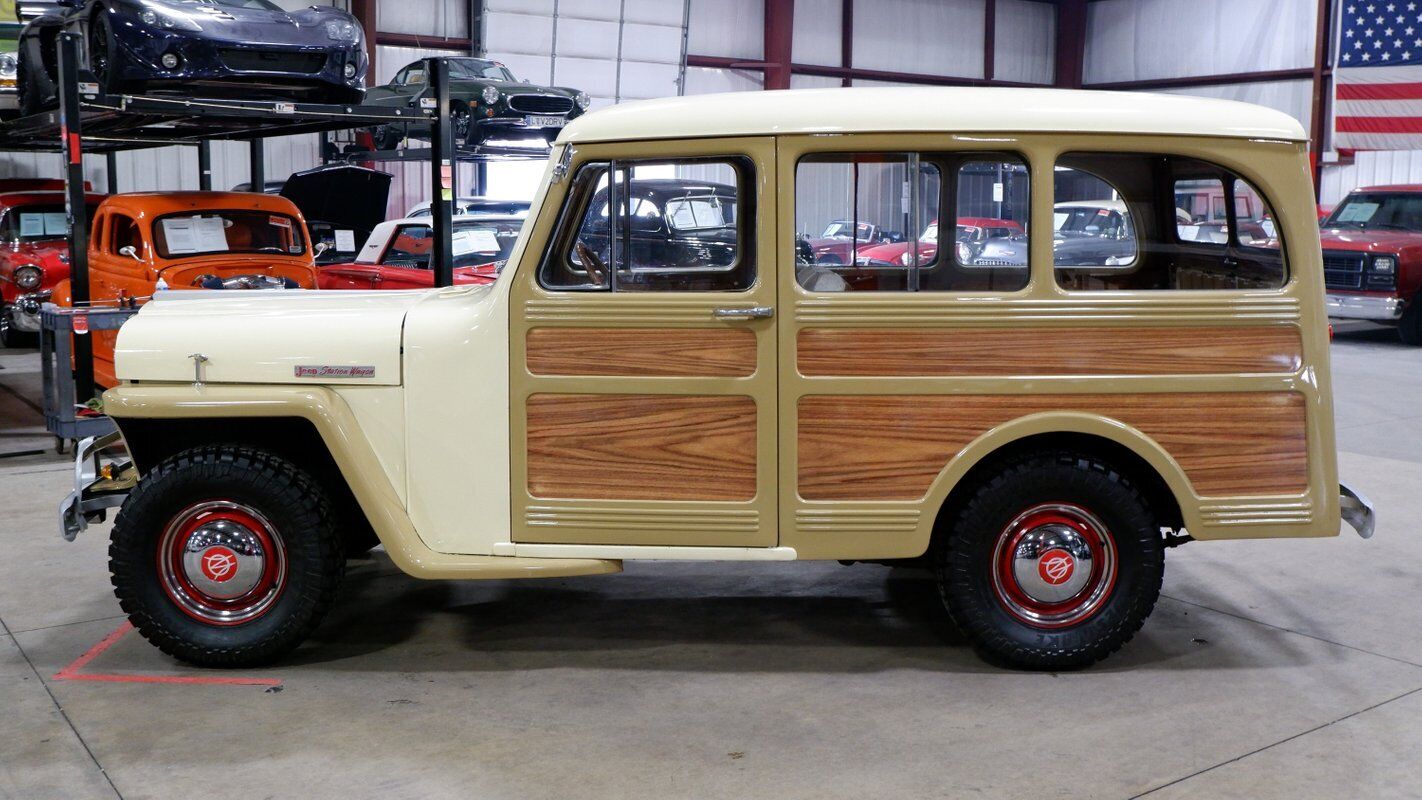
[1335,1,1422,149]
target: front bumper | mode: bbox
[59,431,135,542]
[9,289,50,332]
[1326,292,1405,321]
[113,24,365,95]
[1339,482,1376,539]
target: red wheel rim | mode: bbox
[990,503,1117,629]
[157,500,287,626]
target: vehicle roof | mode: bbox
[100,191,304,216]
[558,87,1308,145]
[958,217,1021,228]
[1353,184,1422,193]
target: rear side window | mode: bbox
[539,158,753,292]
[1054,152,1285,291]
[793,151,1029,292]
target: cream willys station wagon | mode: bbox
[63,87,1374,670]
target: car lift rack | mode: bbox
[0,35,489,421]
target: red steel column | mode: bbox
[1054,0,1087,88]
[764,0,794,89]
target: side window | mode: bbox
[1054,152,1285,291]
[405,65,426,86]
[109,213,140,256]
[792,152,1028,292]
[538,157,753,292]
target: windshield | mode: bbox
[956,225,981,243]
[153,211,306,259]
[665,195,735,231]
[1056,207,1126,237]
[821,221,871,239]
[168,0,284,10]
[1,203,99,241]
[449,58,515,81]
[381,220,520,269]
[1326,192,1422,232]
[921,223,938,243]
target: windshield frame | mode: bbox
[0,202,101,243]
[151,210,308,260]
[1324,192,1422,232]
[377,220,521,269]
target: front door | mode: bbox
[510,136,778,547]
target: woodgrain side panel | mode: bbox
[528,327,757,377]
[797,326,1303,377]
[528,393,757,501]
[798,393,1307,500]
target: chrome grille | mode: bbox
[1322,250,1366,290]
[507,94,573,114]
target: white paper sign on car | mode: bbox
[161,217,200,253]
[193,217,230,252]
[42,212,68,235]
[18,213,44,238]
[334,229,357,252]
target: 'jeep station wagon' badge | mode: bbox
[294,365,376,378]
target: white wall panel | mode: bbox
[1319,151,1422,206]
[1150,79,1313,134]
[791,73,840,89]
[684,65,763,95]
[1085,0,1314,84]
[994,0,1054,85]
[555,16,621,60]
[553,55,619,97]
[792,0,842,67]
[688,0,762,59]
[377,0,467,38]
[853,0,985,79]
[624,0,687,27]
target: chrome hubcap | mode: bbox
[991,503,1117,629]
[158,501,286,625]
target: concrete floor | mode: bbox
[2,320,1420,799]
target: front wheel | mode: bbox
[88,13,123,94]
[937,452,1164,669]
[109,446,345,667]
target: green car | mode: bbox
[364,57,590,150]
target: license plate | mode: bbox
[525,115,565,128]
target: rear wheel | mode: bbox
[936,452,1164,669]
[110,446,345,667]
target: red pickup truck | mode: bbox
[1320,185,1422,344]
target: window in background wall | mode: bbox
[793,151,1029,292]
[1054,152,1285,290]
[540,158,752,292]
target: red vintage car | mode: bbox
[804,219,901,265]
[1320,185,1422,344]
[0,185,106,346]
[317,215,520,289]
[855,217,1023,267]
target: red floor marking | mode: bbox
[51,621,282,687]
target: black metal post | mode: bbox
[249,138,265,191]
[197,141,212,190]
[429,57,454,288]
[58,32,93,400]
[105,151,118,194]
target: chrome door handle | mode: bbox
[713,306,774,320]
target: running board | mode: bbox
[493,543,799,561]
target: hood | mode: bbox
[10,238,71,266]
[142,2,357,46]
[280,165,392,234]
[113,290,428,386]
[1318,227,1422,253]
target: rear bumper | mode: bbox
[1340,482,1376,539]
[1326,292,1404,321]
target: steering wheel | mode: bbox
[574,241,609,286]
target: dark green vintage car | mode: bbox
[364,57,589,150]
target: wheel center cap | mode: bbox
[199,546,240,583]
[1037,548,1075,585]
[179,519,268,600]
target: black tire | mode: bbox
[88,12,121,94]
[0,306,36,348]
[109,446,345,667]
[1398,301,1422,346]
[937,451,1164,670]
[371,123,403,151]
